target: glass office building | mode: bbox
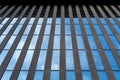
[0,5,120,80]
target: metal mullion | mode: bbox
[25,6,43,80]
[0,6,22,35]
[82,5,99,80]
[0,6,8,15]
[9,6,36,80]
[103,6,120,28]
[43,6,57,80]
[111,5,120,16]
[96,5,120,66]
[68,5,82,80]
[60,5,66,80]
[0,6,28,53]
[0,5,33,79]
[90,5,116,80]
[0,6,15,23]
[97,6,120,43]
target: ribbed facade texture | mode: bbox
[0,5,120,80]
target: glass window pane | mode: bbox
[6,50,21,70]
[66,71,76,80]
[65,18,70,24]
[109,36,120,49]
[105,50,119,70]
[34,25,41,34]
[21,50,34,70]
[84,25,92,34]
[4,36,16,49]
[1,18,9,24]
[74,25,81,34]
[99,18,106,24]
[2,25,13,35]
[38,18,43,24]
[1,71,12,80]
[17,71,28,80]
[76,36,85,49]
[91,18,97,24]
[56,18,61,24]
[44,25,51,34]
[0,24,4,29]
[65,25,71,34]
[10,18,18,24]
[13,25,23,34]
[50,71,59,80]
[0,35,6,44]
[82,71,92,80]
[79,50,89,70]
[98,71,108,80]
[55,25,60,34]
[98,36,109,49]
[87,36,97,49]
[34,71,43,80]
[82,18,88,24]
[114,71,120,80]
[47,18,52,24]
[113,25,120,35]
[36,50,47,70]
[28,35,38,49]
[28,18,35,24]
[16,35,28,49]
[65,36,72,49]
[74,18,79,24]
[94,25,102,35]
[92,50,104,70]
[108,18,116,24]
[51,50,60,70]
[0,50,8,66]
[19,18,26,24]
[66,50,74,70]
[23,25,32,34]
[103,25,113,35]
[41,36,49,49]
[53,36,60,49]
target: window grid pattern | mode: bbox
[0,5,120,80]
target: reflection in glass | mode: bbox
[34,71,43,80]
[50,71,59,80]
[6,50,21,70]
[82,71,92,80]
[1,71,12,80]
[79,50,89,70]
[66,50,74,70]
[66,71,76,80]
[36,50,47,70]
[51,50,60,70]
[17,71,28,80]
[21,50,34,70]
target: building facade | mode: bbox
[0,5,120,80]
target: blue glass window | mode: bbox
[55,25,61,34]
[3,25,13,35]
[36,50,47,70]
[65,18,70,24]
[41,36,49,49]
[79,50,89,70]
[74,25,81,34]
[28,18,35,24]
[114,71,120,80]
[113,25,120,35]
[1,71,12,80]
[98,71,108,80]
[103,25,113,35]
[23,25,32,34]
[13,25,23,34]
[56,18,61,24]
[109,36,120,49]
[92,50,104,70]
[34,71,43,80]
[51,50,60,70]
[6,50,21,70]
[98,36,109,49]
[84,25,92,34]
[53,36,60,49]
[47,18,52,24]
[44,25,51,34]
[1,18,9,24]
[19,18,26,24]
[10,18,18,24]
[50,71,59,80]
[21,50,34,70]
[65,36,72,49]
[0,35,6,44]
[105,50,120,70]
[82,71,92,80]
[87,36,97,49]
[73,18,79,24]
[108,18,116,24]
[66,71,76,80]
[76,36,85,49]
[38,18,43,24]
[0,24,4,29]
[94,25,102,35]
[34,25,41,34]
[99,18,106,24]
[91,18,97,24]
[82,18,88,24]
[65,25,71,34]
[17,71,28,80]
[0,50,8,66]
[66,50,74,70]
